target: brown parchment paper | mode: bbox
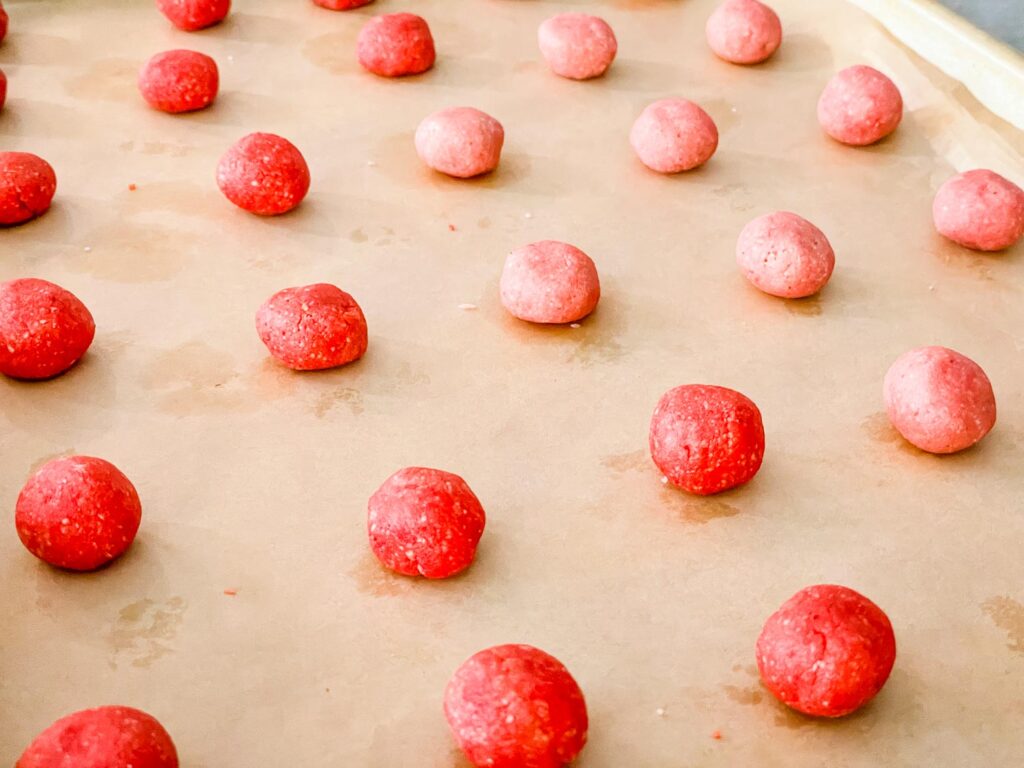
[1,0,1023,765]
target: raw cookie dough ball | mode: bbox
[138,49,218,113]
[156,0,229,31]
[0,1,7,44]
[0,68,6,112]
[18,706,178,768]
[415,107,504,179]
[0,278,95,380]
[313,0,373,9]
[757,584,896,718]
[358,13,435,77]
[368,466,486,579]
[538,13,617,80]
[650,384,765,495]
[16,456,142,572]
[932,169,1024,251]
[706,0,782,65]
[445,644,588,768]
[883,345,995,454]
[500,240,601,324]
[0,152,57,226]
[817,65,902,146]
[736,211,835,298]
[630,98,719,173]
[216,132,310,215]
[256,283,367,371]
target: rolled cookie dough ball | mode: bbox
[415,107,504,179]
[630,98,718,173]
[932,169,1024,252]
[156,0,229,31]
[757,584,896,718]
[883,345,995,454]
[368,466,486,579]
[0,152,57,226]
[538,13,617,80]
[0,68,6,113]
[500,240,600,324]
[445,644,588,768]
[706,0,782,65]
[256,283,367,371]
[358,13,435,77]
[0,1,7,44]
[18,706,178,768]
[0,278,95,380]
[650,384,765,495]
[817,65,902,146]
[138,50,218,113]
[217,132,310,215]
[16,456,142,571]
[736,211,835,298]
[314,0,373,9]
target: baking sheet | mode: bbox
[1,0,1023,765]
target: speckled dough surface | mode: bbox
[537,13,617,80]
[255,283,368,371]
[883,345,996,454]
[358,13,435,77]
[18,706,178,768]
[705,0,782,65]
[932,169,1024,251]
[500,240,601,324]
[415,107,504,178]
[138,49,219,113]
[630,98,719,173]
[216,132,310,216]
[445,644,588,768]
[0,152,57,226]
[155,0,229,31]
[313,0,373,9]
[817,65,902,146]
[736,211,835,298]
[756,585,896,718]
[15,456,142,572]
[367,466,485,579]
[649,384,765,495]
[0,278,95,380]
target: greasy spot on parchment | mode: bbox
[723,683,764,706]
[982,595,1024,654]
[108,597,186,669]
[313,387,364,418]
[601,448,647,473]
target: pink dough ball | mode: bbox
[706,0,782,65]
[630,98,718,174]
[932,169,1024,252]
[538,13,617,80]
[500,240,601,324]
[736,211,835,298]
[817,65,902,146]
[415,107,504,179]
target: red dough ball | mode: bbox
[445,644,588,768]
[630,98,719,173]
[138,49,218,113]
[0,1,8,43]
[883,345,996,454]
[500,240,601,324]
[16,456,142,572]
[818,65,902,146]
[649,384,765,495]
[757,585,896,718]
[313,0,373,9]
[18,706,177,768]
[736,211,835,298]
[706,0,782,65]
[0,278,95,380]
[256,283,367,371]
[358,13,435,77]
[0,68,7,113]
[538,13,617,80]
[156,0,229,31]
[932,169,1024,252]
[217,132,310,216]
[0,152,57,226]
[368,466,486,579]
[416,107,505,179]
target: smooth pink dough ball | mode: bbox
[358,13,435,77]
[538,13,617,80]
[500,240,601,324]
[884,346,996,454]
[415,107,504,179]
[313,0,373,9]
[736,211,835,298]
[932,169,1024,252]
[138,50,219,113]
[156,0,229,31]
[818,65,902,146]
[706,0,782,65]
[630,98,719,173]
